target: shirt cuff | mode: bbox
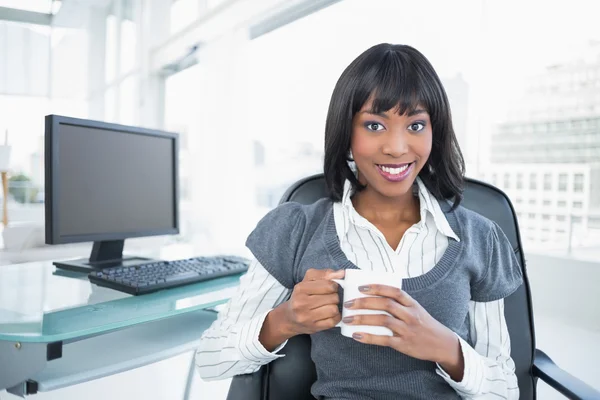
[436,334,486,396]
[237,309,288,363]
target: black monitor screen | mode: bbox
[51,121,177,240]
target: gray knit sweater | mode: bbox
[246,198,523,400]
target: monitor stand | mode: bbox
[53,240,158,274]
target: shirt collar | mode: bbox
[339,177,460,242]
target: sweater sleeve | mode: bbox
[245,202,307,289]
[471,222,523,302]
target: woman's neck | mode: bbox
[351,186,421,227]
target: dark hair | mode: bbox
[323,43,464,208]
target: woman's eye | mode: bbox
[408,122,425,132]
[365,122,385,131]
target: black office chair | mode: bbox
[227,174,600,400]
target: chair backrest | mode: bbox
[230,174,537,400]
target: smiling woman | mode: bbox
[197,43,523,400]
[323,44,464,208]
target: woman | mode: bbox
[196,43,522,399]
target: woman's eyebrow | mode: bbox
[360,110,389,119]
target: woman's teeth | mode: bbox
[378,164,410,175]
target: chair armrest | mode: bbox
[533,349,600,400]
[226,368,266,400]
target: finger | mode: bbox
[342,313,406,336]
[346,297,410,322]
[304,268,337,281]
[314,316,341,330]
[324,268,345,280]
[312,304,340,321]
[302,280,339,295]
[351,331,399,348]
[307,293,340,309]
[358,284,414,307]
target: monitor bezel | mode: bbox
[45,114,180,245]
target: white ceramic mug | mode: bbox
[332,269,403,338]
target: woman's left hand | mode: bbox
[343,284,464,380]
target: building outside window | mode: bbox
[558,173,568,191]
[544,173,552,190]
[574,173,584,192]
[529,173,537,190]
[516,173,523,189]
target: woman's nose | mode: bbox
[382,132,409,156]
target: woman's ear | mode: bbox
[347,151,357,173]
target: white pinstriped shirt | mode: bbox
[196,178,519,399]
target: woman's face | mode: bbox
[351,99,432,200]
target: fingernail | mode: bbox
[342,316,354,323]
[352,333,363,340]
[358,285,370,292]
[344,300,354,308]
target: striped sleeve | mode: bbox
[437,299,519,399]
[195,258,292,380]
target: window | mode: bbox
[544,173,552,191]
[504,173,510,189]
[516,197,523,204]
[104,87,118,122]
[572,216,583,224]
[528,213,536,219]
[119,76,136,125]
[256,187,277,209]
[529,199,536,205]
[573,201,583,209]
[543,200,552,207]
[574,174,584,192]
[105,14,117,84]
[558,174,568,191]
[120,0,138,75]
[558,200,567,207]
[557,215,566,222]
[542,214,551,221]
[516,173,523,189]
[170,0,200,35]
[529,173,537,190]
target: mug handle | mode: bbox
[332,278,345,328]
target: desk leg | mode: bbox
[183,352,196,400]
[0,341,47,396]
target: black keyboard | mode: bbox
[88,255,250,295]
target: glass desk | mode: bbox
[0,261,242,396]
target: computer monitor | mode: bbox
[45,115,179,273]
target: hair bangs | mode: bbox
[351,50,439,118]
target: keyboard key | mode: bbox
[164,271,198,282]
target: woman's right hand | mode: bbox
[259,268,344,351]
[281,268,344,335]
